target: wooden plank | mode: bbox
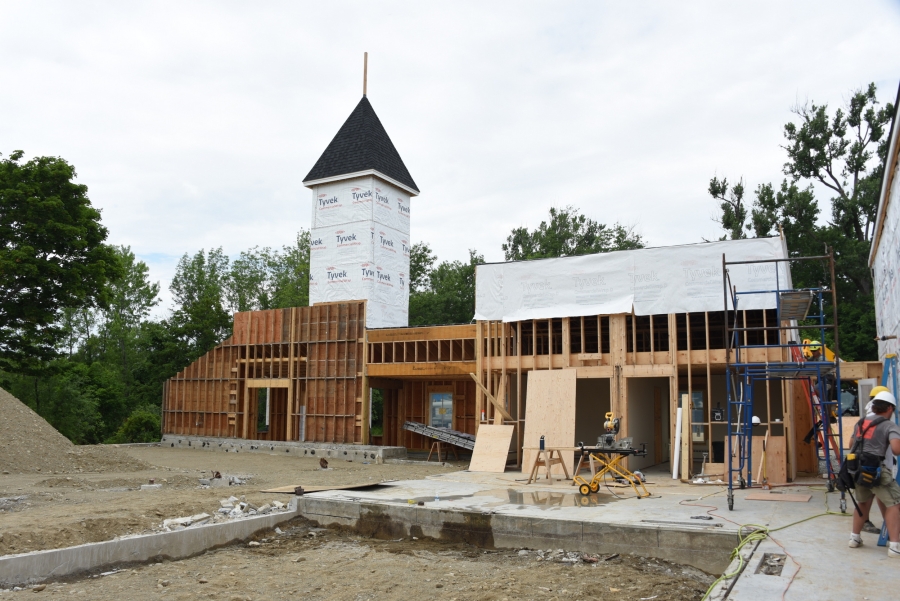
[521,369,578,476]
[246,378,291,388]
[260,481,396,494]
[366,324,476,343]
[468,373,513,421]
[366,362,476,377]
[745,492,811,503]
[469,425,515,473]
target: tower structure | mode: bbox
[303,89,418,328]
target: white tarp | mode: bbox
[474,237,789,322]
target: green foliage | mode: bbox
[225,231,311,312]
[710,83,894,360]
[0,151,121,374]
[409,249,485,326]
[709,177,748,240]
[502,206,644,261]
[107,407,161,444]
[170,247,232,359]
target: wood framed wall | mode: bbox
[475,309,791,476]
[163,302,367,444]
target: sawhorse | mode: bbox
[426,441,459,463]
[526,448,571,484]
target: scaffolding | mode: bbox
[722,249,845,511]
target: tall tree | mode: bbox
[409,249,484,326]
[710,83,894,360]
[502,205,643,261]
[0,150,121,374]
[169,247,231,360]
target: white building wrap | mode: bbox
[475,237,789,322]
[873,155,900,360]
[308,175,410,328]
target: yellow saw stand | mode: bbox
[572,412,650,499]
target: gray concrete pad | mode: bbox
[293,467,900,598]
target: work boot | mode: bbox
[849,533,863,548]
[889,542,900,558]
[863,520,881,534]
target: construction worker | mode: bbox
[860,385,896,534]
[849,390,900,556]
[807,340,824,362]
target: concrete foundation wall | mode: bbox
[160,435,407,461]
[0,505,300,587]
[296,496,735,574]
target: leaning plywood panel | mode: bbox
[469,425,514,473]
[522,369,577,476]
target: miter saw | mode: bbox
[573,412,650,499]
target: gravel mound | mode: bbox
[0,388,148,474]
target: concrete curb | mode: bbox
[0,504,300,587]
[706,538,761,600]
[295,496,738,573]
[160,435,406,461]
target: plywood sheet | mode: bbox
[834,416,862,449]
[522,369,578,476]
[745,492,811,503]
[732,435,788,484]
[469,425,514,473]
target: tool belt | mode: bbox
[839,417,888,490]
[853,452,883,488]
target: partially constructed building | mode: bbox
[163,89,881,482]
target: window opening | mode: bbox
[257,388,269,433]
[430,392,453,429]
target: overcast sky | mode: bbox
[2,2,899,311]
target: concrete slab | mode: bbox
[292,466,900,599]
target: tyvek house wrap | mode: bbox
[312,177,410,234]
[474,237,789,322]
[873,155,900,361]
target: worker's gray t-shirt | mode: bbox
[851,417,900,459]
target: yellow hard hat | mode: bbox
[870,385,891,398]
[807,340,822,351]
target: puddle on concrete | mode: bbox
[388,488,618,510]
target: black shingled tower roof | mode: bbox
[303,96,419,194]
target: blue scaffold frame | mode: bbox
[722,249,845,512]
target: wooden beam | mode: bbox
[468,372,514,421]
[246,378,291,388]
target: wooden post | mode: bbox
[475,321,483,431]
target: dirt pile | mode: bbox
[0,388,147,474]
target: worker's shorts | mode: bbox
[856,468,900,507]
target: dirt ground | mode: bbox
[0,446,464,556]
[1,517,712,601]
[0,446,714,600]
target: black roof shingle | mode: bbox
[303,96,419,194]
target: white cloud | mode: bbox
[1,1,897,309]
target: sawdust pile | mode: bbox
[0,388,148,474]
